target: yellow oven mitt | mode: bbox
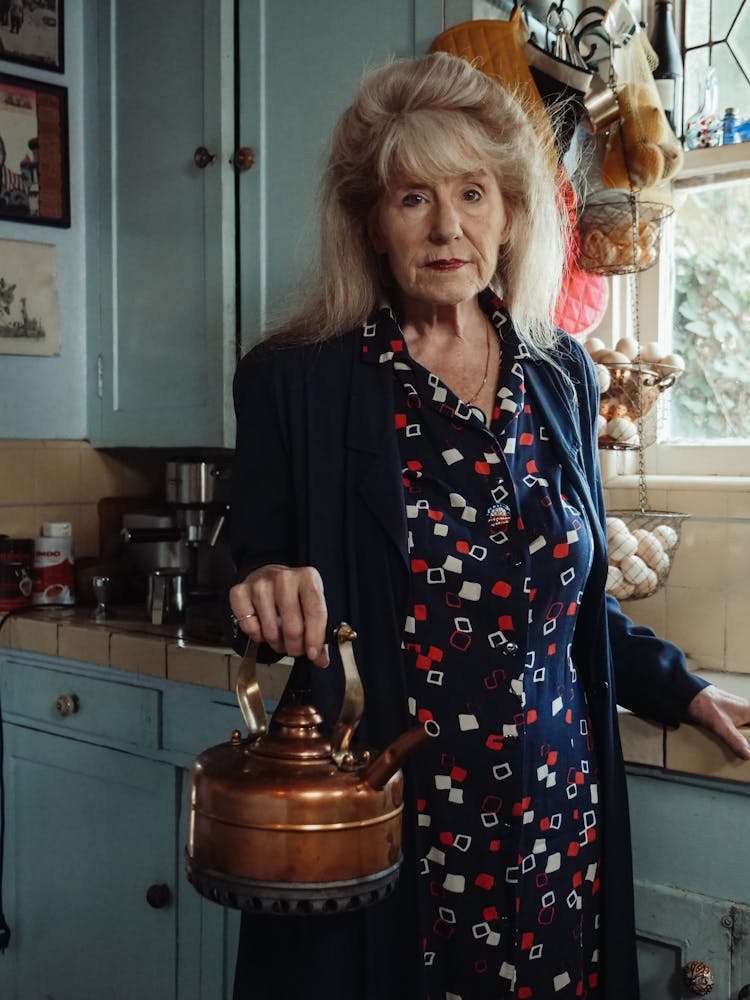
[430,9,556,165]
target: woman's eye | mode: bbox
[401,192,425,207]
[463,188,483,202]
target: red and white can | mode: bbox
[32,521,75,606]
[0,538,34,612]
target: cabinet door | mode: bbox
[0,725,177,1000]
[87,0,236,447]
[236,0,445,349]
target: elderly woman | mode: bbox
[229,52,750,1000]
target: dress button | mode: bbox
[504,642,519,654]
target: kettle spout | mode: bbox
[359,724,430,791]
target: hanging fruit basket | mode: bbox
[596,361,683,449]
[606,510,689,600]
[578,190,673,276]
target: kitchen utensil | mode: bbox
[185,623,428,915]
[146,569,186,625]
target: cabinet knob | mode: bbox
[232,146,255,172]
[193,146,216,169]
[145,883,172,909]
[55,693,79,718]
[683,960,715,995]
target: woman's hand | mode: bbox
[229,564,330,667]
[686,685,750,760]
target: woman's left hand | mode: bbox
[686,685,750,760]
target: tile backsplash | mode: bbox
[1,440,748,675]
[0,439,163,558]
[604,479,750,673]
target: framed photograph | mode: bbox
[0,238,60,356]
[0,1,64,74]
[0,71,69,227]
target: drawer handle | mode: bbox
[55,693,80,718]
[146,883,171,909]
[683,960,715,995]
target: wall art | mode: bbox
[0,237,60,355]
[0,0,64,73]
[0,71,69,226]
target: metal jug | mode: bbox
[185,623,428,916]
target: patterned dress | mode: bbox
[360,296,601,1000]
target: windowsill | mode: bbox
[600,449,750,492]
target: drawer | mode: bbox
[0,654,160,750]
[162,681,240,757]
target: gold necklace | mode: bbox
[465,318,492,407]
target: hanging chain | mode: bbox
[627,194,649,515]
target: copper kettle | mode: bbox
[185,623,428,916]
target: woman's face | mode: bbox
[370,169,511,316]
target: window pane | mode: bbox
[686,0,711,48]
[669,179,750,441]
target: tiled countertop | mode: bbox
[0,605,291,700]
[3,609,749,785]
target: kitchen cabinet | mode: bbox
[0,649,241,999]
[85,0,456,447]
[627,764,750,999]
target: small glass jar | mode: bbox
[685,68,722,149]
[722,107,739,144]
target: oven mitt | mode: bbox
[430,10,556,166]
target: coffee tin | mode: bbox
[0,538,35,612]
[32,521,75,606]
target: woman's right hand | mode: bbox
[228,564,330,667]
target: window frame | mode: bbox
[606,143,750,479]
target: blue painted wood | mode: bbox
[0,725,177,1000]
[237,0,422,348]
[0,654,160,749]
[88,0,235,447]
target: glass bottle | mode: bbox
[685,67,721,150]
[650,0,684,139]
[722,108,739,144]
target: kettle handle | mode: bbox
[235,623,364,763]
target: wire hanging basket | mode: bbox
[578,191,673,276]
[597,361,683,450]
[606,510,689,600]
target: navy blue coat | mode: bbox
[230,320,707,1000]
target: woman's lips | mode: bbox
[423,259,466,271]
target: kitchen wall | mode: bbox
[0,0,87,438]
[604,478,750,674]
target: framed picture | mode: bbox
[0,238,60,355]
[0,71,69,227]
[0,0,64,74]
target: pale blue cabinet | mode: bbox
[86,0,453,446]
[0,649,241,999]
[627,765,750,999]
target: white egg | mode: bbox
[632,567,659,597]
[609,575,635,600]
[584,337,606,356]
[599,350,632,365]
[632,528,664,567]
[606,417,639,442]
[609,528,638,562]
[615,337,639,360]
[640,341,663,363]
[652,524,679,551]
[606,517,628,539]
[597,414,608,437]
[606,564,624,591]
[648,548,671,576]
[596,364,611,393]
[660,352,686,371]
[620,553,650,585]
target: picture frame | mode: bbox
[0,0,64,74]
[0,71,69,227]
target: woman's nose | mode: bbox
[429,201,461,244]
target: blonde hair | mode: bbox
[268,51,568,353]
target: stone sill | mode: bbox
[620,668,750,785]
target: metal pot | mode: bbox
[165,460,231,506]
[185,623,427,915]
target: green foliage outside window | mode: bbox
[671,180,750,441]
